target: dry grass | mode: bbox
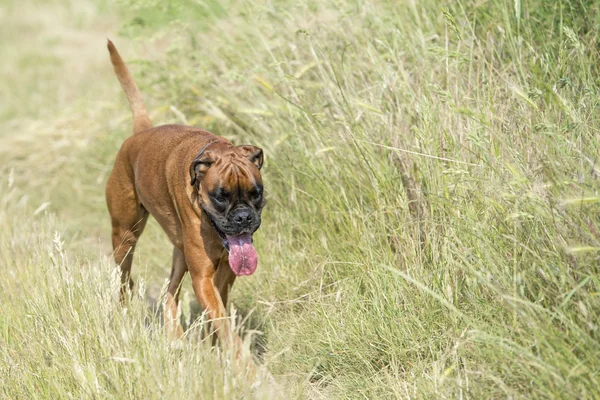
[2,0,600,398]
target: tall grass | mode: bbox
[0,184,279,398]
[2,0,600,398]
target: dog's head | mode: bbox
[189,142,265,276]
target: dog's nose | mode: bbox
[232,209,253,227]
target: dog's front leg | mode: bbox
[164,247,187,340]
[192,276,242,347]
[184,243,243,353]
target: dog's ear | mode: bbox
[189,154,215,187]
[237,145,264,170]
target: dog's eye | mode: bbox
[250,188,262,203]
[212,191,229,204]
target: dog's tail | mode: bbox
[107,39,152,134]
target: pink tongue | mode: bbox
[226,233,258,276]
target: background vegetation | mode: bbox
[1,0,600,398]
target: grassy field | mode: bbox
[2,0,600,398]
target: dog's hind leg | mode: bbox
[165,247,187,339]
[106,168,149,303]
[111,214,148,303]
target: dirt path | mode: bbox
[0,0,122,248]
[0,0,124,127]
[0,0,182,306]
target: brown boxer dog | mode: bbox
[105,40,264,351]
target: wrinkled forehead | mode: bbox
[208,153,262,192]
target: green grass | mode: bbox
[1,0,600,398]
